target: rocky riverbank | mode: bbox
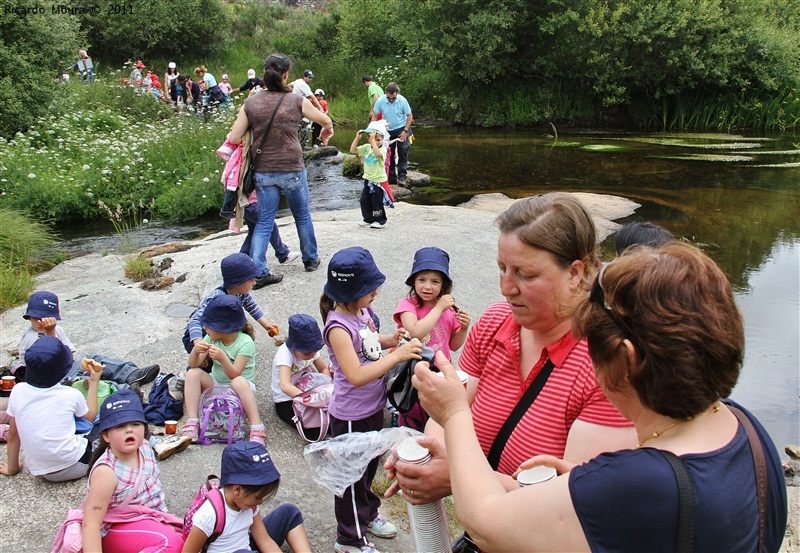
[0,193,797,552]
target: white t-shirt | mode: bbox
[193,493,257,553]
[6,383,89,475]
[270,343,321,403]
[290,78,313,99]
[18,326,76,364]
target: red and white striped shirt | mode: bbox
[459,302,631,475]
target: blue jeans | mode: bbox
[252,170,318,276]
[240,203,290,262]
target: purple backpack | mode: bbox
[197,386,245,445]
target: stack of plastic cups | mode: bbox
[397,437,451,553]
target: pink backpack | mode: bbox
[197,386,245,445]
[291,370,333,443]
[182,475,226,552]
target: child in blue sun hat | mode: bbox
[182,441,312,552]
[320,247,424,552]
[271,314,331,437]
[182,295,267,445]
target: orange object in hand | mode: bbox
[268,325,279,337]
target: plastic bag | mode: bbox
[303,427,421,497]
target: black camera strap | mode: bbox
[486,359,556,470]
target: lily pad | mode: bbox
[581,144,637,152]
[648,154,754,162]
[749,161,800,168]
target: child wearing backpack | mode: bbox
[392,247,471,430]
[320,247,423,553]
[271,314,331,440]
[0,336,101,481]
[182,253,280,375]
[81,389,184,552]
[182,441,312,553]
[182,295,267,445]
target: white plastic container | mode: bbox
[397,437,451,553]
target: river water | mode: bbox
[61,127,800,454]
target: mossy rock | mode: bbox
[342,155,363,178]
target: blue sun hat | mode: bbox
[24,335,74,388]
[286,314,324,353]
[221,441,281,486]
[201,295,246,333]
[405,247,452,286]
[23,291,61,320]
[97,389,146,433]
[324,247,386,303]
[221,253,261,289]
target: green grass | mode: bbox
[124,254,157,281]
[0,207,61,311]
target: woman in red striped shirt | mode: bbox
[385,193,635,507]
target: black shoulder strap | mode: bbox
[659,450,695,553]
[727,404,767,553]
[252,92,287,160]
[486,359,555,470]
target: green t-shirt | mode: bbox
[203,332,256,385]
[357,143,388,183]
[368,83,383,106]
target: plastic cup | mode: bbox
[164,420,178,435]
[1,376,15,391]
[517,465,557,487]
[455,370,469,388]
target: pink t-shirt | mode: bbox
[393,298,461,360]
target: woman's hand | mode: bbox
[512,454,577,478]
[384,435,453,504]
[321,126,334,143]
[414,350,470,425]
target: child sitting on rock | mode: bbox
[181,295,267,445]
[271,314,331,439]
[0,336,101,481]
[13,291,159,392]
[182,253,280,377]
[182,441,312,552]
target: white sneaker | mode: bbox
[280,251,300,264]
[357,221,371,227]
[370,222,386,229]
[153,435,192,460]
[334,542,379,553]
[367,514,397,538]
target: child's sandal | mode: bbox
[181,419,199,442]
[248,427,266,445]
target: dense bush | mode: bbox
[81,0,232,60]
[0,14,82,138]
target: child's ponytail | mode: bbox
[320,293,335,323]
[242,322,256,341]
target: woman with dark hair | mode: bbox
[385,193,635,508]
[227,53,333,286]
[414,241,788,552]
